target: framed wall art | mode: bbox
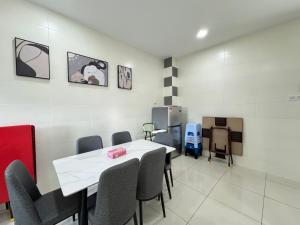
[67,52,108,87]
[15,37,50,80]
[118,65,132,90]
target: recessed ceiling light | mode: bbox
[196,28,208,39]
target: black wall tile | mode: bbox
[172,86,178,96]
[172,67,178,77]
[164,96,172,105]
[164,77,172,87]
[164,57,173,68]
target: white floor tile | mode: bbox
[171,156,198,179]
[265,179,300,209]
[0,211,13,225]
[192,158,227,179]
[163,181,206,222]
[210,181,264,222]
[176,170,219,194]
[263,198,300,225]
[188,199,260,225]
[126,201,163,225]
[221,166,266,195]
[57,218,77,225]
[154,209,186,225]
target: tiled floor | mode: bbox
[1,156,300,225]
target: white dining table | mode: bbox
[53,139,176,225]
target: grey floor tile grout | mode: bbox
[260,173,267,225]
[219,179,265,197]
[148,179,196,224]
[186,164,227,225]
[264,173,300,211]
[202,164,264,224]
[164,178,204,223]
[175,178,210,195]
[209,197,262,224]
[266,174,300,190]
[163,205,189,224]
[219,168,266,193]
[264,195,300,211]
[170,164,299,225]
[145,194,189,224]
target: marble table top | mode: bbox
[53,139,176,196]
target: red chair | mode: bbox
[0,125,36,217]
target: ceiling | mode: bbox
[28,0,300,58]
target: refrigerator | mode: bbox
[152,106,182,157]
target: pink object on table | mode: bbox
[107,147,127,159]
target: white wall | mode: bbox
[178,19,300,182]
[0,0,163,192]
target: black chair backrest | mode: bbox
[92,158,139,225]
[153,133,174,147]
[153,133,174,165]
[5,160,42,225]
[111,131,132,146]
[77,135,103,154]
[136,148,166,200]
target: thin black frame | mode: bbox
[117,65,132,90]
[15,37,51,80]
[67,51,109,87]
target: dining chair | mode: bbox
[143,123,167,141]
[76,135,103,215]
[153,133,174,199]
[137,147,167,225]
[88,158,139,225]
[143,123,155,141]
[111,131,132,146]
[5,160,80,225]
[77,135,103,154]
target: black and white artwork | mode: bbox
[118,65,132,90]
[15,38,50,79]
[67,52,108,87]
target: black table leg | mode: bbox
[79,189,88,225]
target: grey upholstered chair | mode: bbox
[112,131,132,146]
[76,135,103,213]
[137,148,167,225]
[88,158,139,225]
[5,160,80,225]
[77,135,103,154]
[153,133,174,199]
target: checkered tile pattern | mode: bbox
[163,57,179,106]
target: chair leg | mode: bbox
[160,192,166,218]
[133,212,138,225]
[139,201,143,225]
[6,202,13,219]
[208,151,212,162]
[78,211,81,225]
[78,213,81,225]
[169,169,174,187]
[72,214,76,221]
[164,169,172,199]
